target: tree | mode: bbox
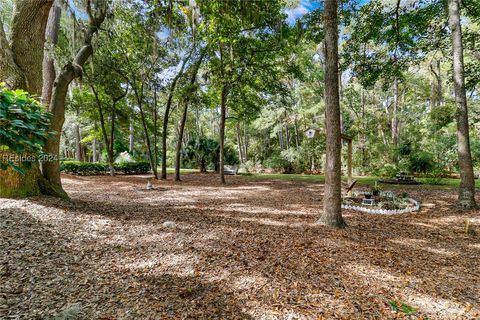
[448,0,477,208]
[41,1,107,198]
[175,48,206,181]
[0,0,53,198]
[319,0,346,228]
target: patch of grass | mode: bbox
[163,168,203,174]
[242,173,480,189]
[388,300,417,316]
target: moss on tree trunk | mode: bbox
[0,153,40,198]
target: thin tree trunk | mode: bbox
[392,77,399,148]
[319,0,345,228]
[236,121,244,163]
[92,138,97,162]
[91,85,115,175]
[243,121,248,161]
[129,119,134,153]
[108,103,116,176]
[174,49,206,181]
[294,116,300,150]
[361,88,367,168]
[41,2,61,105]
[153,86,159,173]
[448,0,477,208]
[161,50,193,179]
[74,122,83,161]
[219,85,228,184]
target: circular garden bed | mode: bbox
[342,191,420,215]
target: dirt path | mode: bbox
[1,173,479,319]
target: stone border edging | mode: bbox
[342,198,420,215]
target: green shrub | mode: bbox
[422,168,446,185]
[372,163,399,177]
[263,153,290,173]
[61,161,150,175]
[408,151,435,174]
[114,161,150,174]
[61,161,108,175]
[0,85,53,173]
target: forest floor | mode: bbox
[1,173,479,319]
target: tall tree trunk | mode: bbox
[108,104,116,176]
[236,122,244,163]
[319,0,345,228]
[153,86,159,174]
[41,2,107,198]
[361,88,367,169]
[243,122,248,161]
[174,49,205,182]
[392,77,399,147]
[41,2,61,105]
[161,50,193,179]
[0,0,54,91]
[448,0,477,209]
[294,116,300,150]
[0,0,53,198]
[430,59,443,107]
[175,102,189,181]
[92,138,97,162]
[219,85,228,184]
[74,122,83,161]
[129,119,134,153]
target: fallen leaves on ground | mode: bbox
[1,173,479,319]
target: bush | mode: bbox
[61,161,150,175]
[114,161,150,174]
[0,85,53,173]
[263,153,290,173]
[61,161,108,175]
[372,163,399,177]
[408,151,435,174]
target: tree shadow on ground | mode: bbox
[18,174,480,318]
[0,207,253,319]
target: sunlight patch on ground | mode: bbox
[404,291,471,319]
[223,203,312,216]
[389,238,456,256]
[345,262,407,284]
[409,221,440,229]
[124,258,157,270]
[232,275,269,291]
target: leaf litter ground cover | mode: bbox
[1,173,479,319]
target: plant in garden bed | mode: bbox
[370,181,381,196]
[343,191,417,211]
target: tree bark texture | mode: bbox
[319,0,345,228]
[448,0,477,208]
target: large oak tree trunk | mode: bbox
[319,0,345,228]
[0,0,53,198]
[448,0,477,209]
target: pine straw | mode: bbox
[1,173,479,319]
